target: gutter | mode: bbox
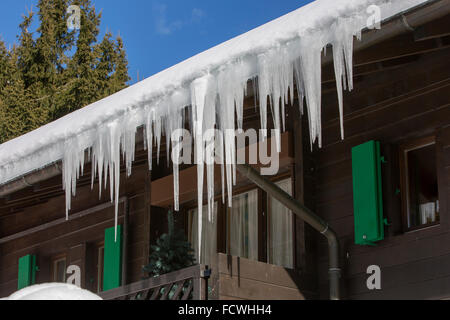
[322,0,450,65]
[1,0,449,198]
[236,164,341,300]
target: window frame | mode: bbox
[399,135,440,232]
[226,188,260,261]
[266,177,295,269]
[96,242,105,293]
[51,254,67,283]
[182,172,295,268]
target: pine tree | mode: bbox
[0,0,130,144]
[143,211,196,277]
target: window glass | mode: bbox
[406,143,439,228]
[227,190,259,261]
[53,258,66,283]
[268,179,294,269]
[189,203,218,266]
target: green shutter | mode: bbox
[18,254,36,290]
[103,225,123,291]
[352,141,385,246]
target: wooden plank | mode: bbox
[150,132,294,207]
[0,216,125,260]
[414,15,450,41]
[217,254,303,290]
[172,280,187,300]
[322,47,450,129]
[99,264,201,300]
[345,252,450,297]
[354,32,450,67]
[219,274,305,300]
[348,273,450,300]
[219,294,246,301]
[143,171,152,269]
[0,198,126,244]
[181,282,193,300]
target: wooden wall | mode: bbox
[308,28,450,299]
[217,254,306,300]
[0,162,152,297]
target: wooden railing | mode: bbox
[99,265,211,301]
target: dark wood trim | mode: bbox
[217,200,226,254]
[414,15,450,41]
[122,198,129,286]
[435,127,448,228]
[0,198,127,244]
[143,171,152,268]
[99,264,209,300]
[50,253,67,283]
[258,188,267,263]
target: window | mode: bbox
[400,136,440,230]
[267,179,294,269]
[52,256,67,283]
[185,177,295,269]
[227,189,259,262]
[188,203,218,266]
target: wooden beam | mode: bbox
[354,32,449,67]
[142,171,152,269]
[150,132,294,207]
[414,15,450,41]
[0,198,126,244]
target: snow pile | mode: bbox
[0,1,428,252]
[4,283,102,300]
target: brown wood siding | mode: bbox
[308,31,450,299]
[217,254,306,300]
[0,163,152,297]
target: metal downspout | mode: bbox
[236,164,341,300]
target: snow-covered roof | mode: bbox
[0,0,430,247]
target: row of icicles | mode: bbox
[62,16,362,259]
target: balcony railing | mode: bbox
[99,265,211,301]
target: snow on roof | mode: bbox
[0,0,429,251]
[0,0,427,185]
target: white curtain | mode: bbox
[268,179,294,269]
[229,190,259,261]
[189,203,217,266]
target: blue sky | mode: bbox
[0,0,314,83]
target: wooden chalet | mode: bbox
[0,0,449,300]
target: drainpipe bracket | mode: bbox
[329,268,342,279]
[320,224,329,235]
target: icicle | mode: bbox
[168,101,185,212]
[50,2,385,259]
[191,75,210,259]
[294,58,306,116]
[331,18,358,141]
[257,46,294,153]
[145,109,155,171]
[155,116,162,165]
[298,40,324,148]
[171,116,182,212]
[107,121,122,241]
[123,113,137,178]
[62,139,86,221]
[218,72,235,208]
[203,87,217,222]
